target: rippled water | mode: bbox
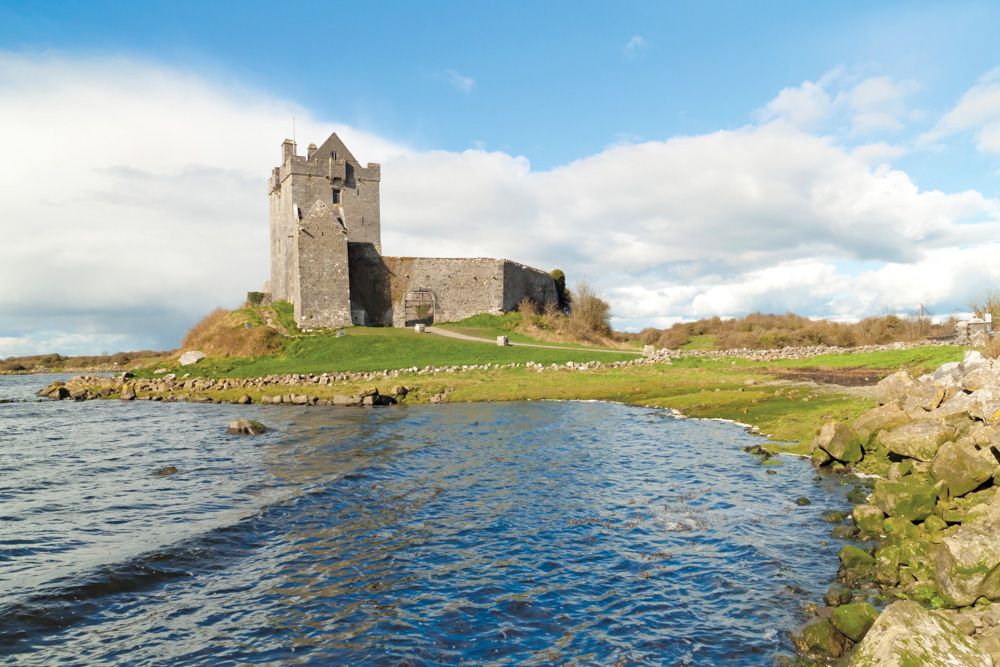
[0,374,859,665]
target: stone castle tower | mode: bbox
[268,133,382,328]
[266,133,558,330]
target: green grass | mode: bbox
[766,346,966,373]
[438,313,629,350]
[269,301,300,334]
[681,335,717,350]
[134,326,639,378]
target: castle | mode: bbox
[264,133,557,328]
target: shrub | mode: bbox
[550,269,571,311]
[568,279,612,343]
[247,291,265,306]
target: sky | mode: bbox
[3,1,1000,356]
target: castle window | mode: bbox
[331,189,341,204]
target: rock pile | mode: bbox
[801,349,1000,664]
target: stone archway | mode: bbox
[404,290,435,327]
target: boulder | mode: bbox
[179,351,207,366]
[874,544,901,586]
[236,394,252,405]
[971,388,1000,424]
[903,382,946,413]
[155,466,178,475]
[933,361,965,383]
[831,602,880,643]
[879,421,953,461]
[333,394,359,406]
[871,478,937,522]
[225,419,267,435]
[853,504,886,534]
[794,618,848,659]
[964,350,988,373]
[47,386,70,400]
[964,367,1000,393]
[814,421,864,463]
[929,390,975,426]
[845,600,992,666]
[841,544,876,569]
[932,441,997,498]
[936,512,1000,607]
[876,371,918,408]
[854,405,911,448]
[825,585,854,607]
[120,385,136,401]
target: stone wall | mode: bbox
[502,261,558,311]
[384,257,507,326]
[345,256,559,327]
[293,203,352,328]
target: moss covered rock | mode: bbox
[794,618,848,659]
[874,544,900,587]
[932,441,997,499]
[845,600,991,666]
[831,601,879,642]
[814,421,864,464]
[878,421,953,462]
[853,504,885,534]
[936,513,1000,607]
[854,404,911,449]
[872,478,937,522]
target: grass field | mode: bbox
[127,319,966,453]
[133,326,641,378]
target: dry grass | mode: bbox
[982,334,1000,359]
[180,309,284,358]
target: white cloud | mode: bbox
[841,76,918,133]
[3,52,999,353]
[443,69,476,93]
[762,70,918,135]
[761,80,833,129]
[623,35,646,58]
[0,51,409,354]
[921,69,1000,154]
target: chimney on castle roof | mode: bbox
[307,143,318,158]
[281,139,297,163]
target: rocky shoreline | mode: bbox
[794,349,1000,665]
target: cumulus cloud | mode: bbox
[2,52,999,354]
[762,69,918,136]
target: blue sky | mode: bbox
[3,1,1000,355]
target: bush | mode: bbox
[968,289,1000,325]
[568,279,612,343]
[247,291,265,306]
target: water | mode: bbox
[0,374,860,665]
